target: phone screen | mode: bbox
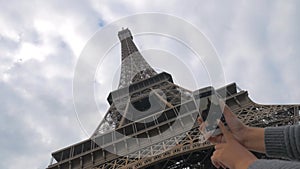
[193,86,226,135]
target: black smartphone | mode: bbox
[193,86,227,137]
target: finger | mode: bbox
[219,162,227,169]
[198,124,208,139]
[211,155,221,168]
[199,123,206,132]
[218,120,232,141]
[212,151,227,169]
[197,117,204,129]
[208,135,224,144]
[197,117,203,124]
[214,161,222,169]
[214,143,225,150]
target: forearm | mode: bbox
[243,125,300,160]
[242,127,265,153]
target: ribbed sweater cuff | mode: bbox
[265,126,287,158]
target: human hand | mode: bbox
[211,121,257,169]
[198,103,249,146]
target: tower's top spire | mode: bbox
[117,28,157,88]
[118,28,133,41]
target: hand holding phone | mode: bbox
[194,86,227,138]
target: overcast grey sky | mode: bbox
[0,0,300,168]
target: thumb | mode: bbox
[218,120,233,141]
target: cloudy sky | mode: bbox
[1,0,300,168]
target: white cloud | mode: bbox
[16,42,54,61]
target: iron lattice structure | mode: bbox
[118,28,157,89]
[47,28,300,169]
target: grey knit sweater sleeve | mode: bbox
[248,125,300,169]
[248,159,300,169]
[265,125,300,160]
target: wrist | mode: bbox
[241,127,253,149]
[238,126,252,148]
[235,156,257,169]
[242,127,265,153]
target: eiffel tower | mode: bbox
[47,28,300,169]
